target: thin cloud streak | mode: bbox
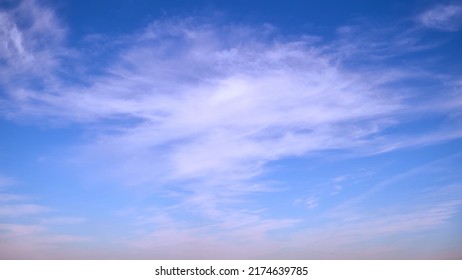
[0,203,50,217]
[417,4,462,31]
[0,0,461,259]
[0,0,65,78]
[0,175,15,189]
[0,222,92,259]
[0,172,91,259]
[1,8,460,189]
[0,193,28,202]
[40,216,87,225]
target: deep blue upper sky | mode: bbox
[59,0,435,42]
[0,0,461,259]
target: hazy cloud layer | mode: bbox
[0,0,461,258]
[417,4,462,31]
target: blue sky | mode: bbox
[0,0,462,259]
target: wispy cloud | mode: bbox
[0,193,28,202]
[2,5,460,191]
[0,175,15,189]
[0,203,50,217]
[0,172,91,259]
[295,196,319,209]
[417,4,462,31]
[0,0,65,71]
[40,216,86,225]
[0,222,92,259]
[54,20,460,190]
[0,223,46,236]
[0,175,49,217]
[0,0,461,259]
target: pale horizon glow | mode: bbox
[0,0,461,259]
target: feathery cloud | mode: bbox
[0,0,461,259]
[417,4,462,31]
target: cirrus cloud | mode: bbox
[417,4,462,31]
[1,0,462,259]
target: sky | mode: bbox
[0,0,462,259]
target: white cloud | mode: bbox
[304,197,319,209]
[0,179,91,258]
[0,193,28,202]
[295,196,319,209]
[0,175,15,189]
[48,21,411,189]
[279,190,462,259]
[1,7,460,192]
[122,209,299,259]
[0,223,92,259]
[111,187,462,259]
[0,0,462,259]
[40,216,86,225]
[0,203,50,217]
[0,223,46,236]
[0,0,67,110]
[417,4,462,31]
